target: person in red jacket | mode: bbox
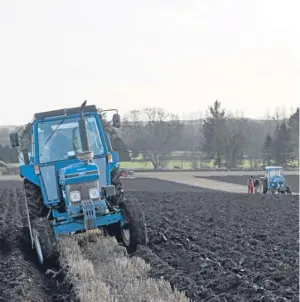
[247,176,254,194]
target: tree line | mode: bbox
[200,101,299,168]
[0,101,298,169]
[120,101,299,169]
[262,108,299,167]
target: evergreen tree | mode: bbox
[261,133,273,166]
[288,108,299,165]
[273,122,293,166]
[201,100,227,167]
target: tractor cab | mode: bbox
[261,166,292,194]
[265,166,284,183]
[14,104,120,204]
[36,113,109,187]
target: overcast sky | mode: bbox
[0,0,299,124]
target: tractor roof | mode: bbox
[265,166,283,170]
[34,105,98,120]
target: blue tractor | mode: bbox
[261,166,292,194]
[9,101,147,265]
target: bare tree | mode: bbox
[125,108,182,169]
[188,111,203,169]
[223,115,247,168]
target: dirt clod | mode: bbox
[0,182,70,302]
[124,178,299,302]
[0,177,298,302]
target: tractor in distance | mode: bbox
[9,101,147,265]
[260,166,292,194]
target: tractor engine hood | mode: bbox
[58,161,107,218]
[271,175,285,187]
[58,162,100,186]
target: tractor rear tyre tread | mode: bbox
[110,168,124,205]
[24,179,46,220]
[31,217,57,264]
[119,198,148,252]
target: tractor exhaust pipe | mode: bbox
[77,100,93,162]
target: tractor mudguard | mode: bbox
[20,165,40,187]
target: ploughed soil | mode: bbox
[123,177,216,192]
[195,175,300,193]
[0,180,69,302]
[0,177,298,302]
[124,178,299,302]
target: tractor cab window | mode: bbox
[38,115,105,163]
[268,169,282,178]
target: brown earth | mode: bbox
[0,181,71,302]
[124,179,299,302]
[0,178,298,302]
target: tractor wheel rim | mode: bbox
[33,231,44,265]
[121,228,130,246]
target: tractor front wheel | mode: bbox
[31,217,57,266]
[119,198,147,252]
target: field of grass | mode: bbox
[120,159,254,169]
[6,159,298,170]
[120,159,299,169]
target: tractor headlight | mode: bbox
[66,181,100,202]
[70,191,81,202]
[89,188,100,199]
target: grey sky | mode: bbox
[0,0,299,124]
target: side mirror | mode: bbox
[112,113,121,128]
[10,133,20,147]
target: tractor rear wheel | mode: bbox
[24,179,46,220]
[110,168,124,205]
[262,179,268,194]
[31,217,57,266]
[119,198,147,252]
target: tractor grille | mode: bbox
[67,181,100,202]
